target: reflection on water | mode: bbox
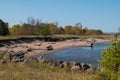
[44,42,110,67]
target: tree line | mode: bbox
[0,18,103,36]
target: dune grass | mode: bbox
[0,61,93,80]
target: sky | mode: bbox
[0,0,120,33]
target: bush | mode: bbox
[94,41,120,80]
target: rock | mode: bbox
[61,61,69,68]
[85,64,95,73]
[9,51,25,62]
[27,48,32,52]
[70,65,80,71]
[47,60,60,67]
[46,45,53,50]
[11,56,20,62]
[69,61,82,71]
[81,63,95,73]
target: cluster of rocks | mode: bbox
[41,59,95,73]
[1,42,54,61]
[0,51,26,63]
[9,51,26,62]
[0,50,95,73]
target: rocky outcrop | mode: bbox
[0,50,95,73]
[9,51,26,62]
[40,59,95,73]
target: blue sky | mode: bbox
[0,0,120,32]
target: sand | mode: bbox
[0,38,110,57]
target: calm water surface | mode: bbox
[44,42,110,67]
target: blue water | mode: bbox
[44,42,110,67]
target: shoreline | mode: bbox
[0,38,110,58]
[35,39,110,58]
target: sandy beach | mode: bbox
[0,38,110,58]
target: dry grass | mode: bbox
[0,62,93,80]
[0,34,115,40]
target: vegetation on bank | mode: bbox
[0,54,93,80]
[93,41,120,80]
[0,41,120,80]
[0,18,103,37]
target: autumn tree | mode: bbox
[10,24,21,35]
[74,22,82,35]
[48,23,58,35]
[57,27,64,34]
[64,25,72,34]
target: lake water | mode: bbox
[44,42,110,67]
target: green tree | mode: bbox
[39,24,51,36]
[0,19,9,36]
[94,41,120,80]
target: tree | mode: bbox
[64,25,72,34]
[39,24,51,36]
[85,29,103,35]
[74,22,82,35]
[48,23,58,35]
[0,19,9,36]
[82,27,88,34]
[94,41,120,80]
[10,24,21,35]
[57,27,64,34]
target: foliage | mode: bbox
[64,25,72,34]
[94,41,120,80]
[8,18,103,36]
[48,23,58,34]
[9,24,21,35]
[84,29,103,35]
[39,24,51,36]
[0,19,9,36]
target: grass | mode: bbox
[0,34,115,40]
[0,61,93,80]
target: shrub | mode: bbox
[94,41,120,80]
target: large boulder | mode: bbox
[81,63,95,73]
[69,61,82,70]
[60,61,70,68]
